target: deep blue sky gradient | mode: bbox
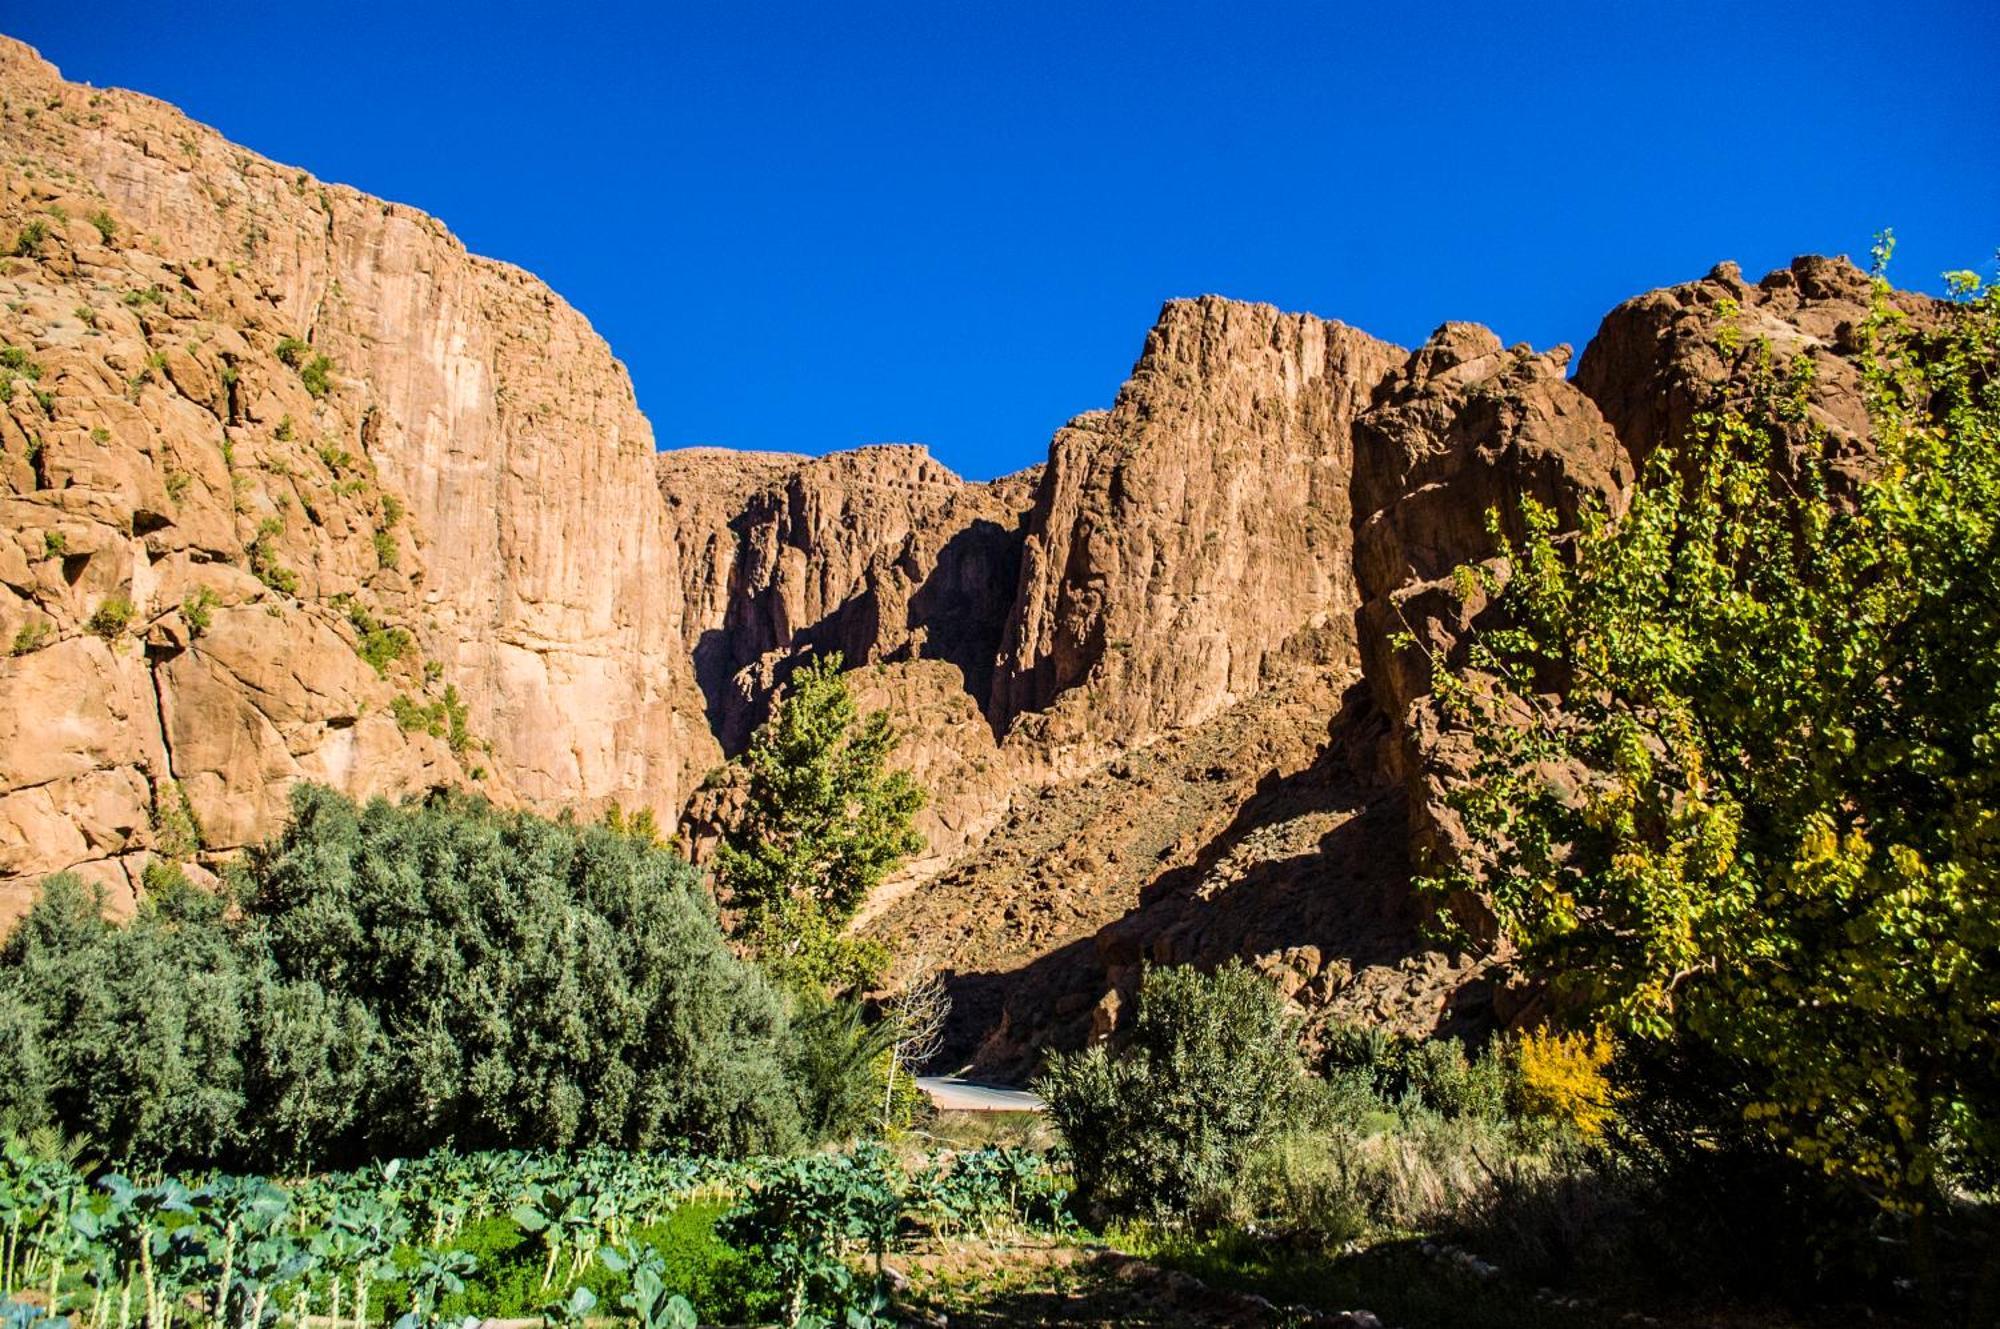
[11,3,1997,480]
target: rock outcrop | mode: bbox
[991,299,1404,764]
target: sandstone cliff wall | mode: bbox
[0,37,714,915]
[0,36,1918,1070]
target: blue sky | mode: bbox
[11,3,1996,480]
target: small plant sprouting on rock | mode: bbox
[140,857,190,896]
[10,620,50,655]
[248,517,299,595]
[392,684,472,753]
[274,415,294,442]
[344,599,413,676]
[86,208,116,243]
[151,778,203,859]
[164,467,191,503]
[41,530,65,558]
[380,492,404,528]
[317,441,354,471]
[181,586,218,637]
[123,285,164,308]
[11,218,47,256]
[275,336,336,398]
[87,594,135,639]
[373,527,399,569]
[300,353,334,399]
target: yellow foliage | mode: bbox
[1513,1026,1616,1139]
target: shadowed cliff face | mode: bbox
[0,37,1917,1064]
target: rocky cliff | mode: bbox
[0,36,1915,1070]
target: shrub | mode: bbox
[87,209,116,243]
[151,779,202,858]
[344,601,411,675]
[300,354,334,399]
[1514,1027,1615,1139]
[40,530,64,558]
[1404,1037,1511,1121]
[0,786,813,1168]
[1318,1024,1511,1121]
[9,621,50,655]
[782,994,895,1145]
[11,220,46,256]
[86,594,134,639]
[1231,1132,1368,1245]
[1038,961,1308,1222]
[248,518,299,596]
[273,335,308,368]
[391,685,472,753]
[372,527,398,569]
[181,586,218,636]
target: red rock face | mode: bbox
[992,298,1404,757]
[0,37,1922,1063]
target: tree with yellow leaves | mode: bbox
[1426,239,1999,1241]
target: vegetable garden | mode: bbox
[0,1140,1068,1329]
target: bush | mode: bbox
[343,601,411,675]
[1319,1024,1511,1121]
[1513,1027,1615,1139]
[782,993,894,1145]
[181,586,218,637]
[86,595,134,639]
[1038,961,1308,1222]
[9,621,49,655]
[0,786,815,1168]
[300,354,334,398]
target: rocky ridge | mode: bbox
[0,36,1916,1070]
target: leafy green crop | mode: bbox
[0,1135,1067,1329]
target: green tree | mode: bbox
[1036,961,1307,1221]
[0,785,819,1167]
[245,784,804,1159]
[714,654,924,991]
[1426,244,2000,1225]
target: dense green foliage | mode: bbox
[0,1136,1066,1329]
[714,654,924,992]
[0,786,811,1169]
[1036,961,1310,1221]
[1424,245,2000,1216]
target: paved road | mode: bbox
[917,1076,1046,1112]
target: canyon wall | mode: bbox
[0,37,1917,1068]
